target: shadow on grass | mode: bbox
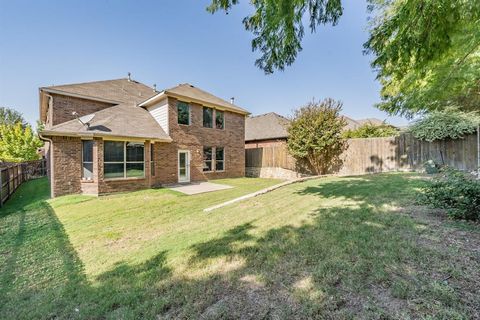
[295,173,426,207]
[0,175,474,319]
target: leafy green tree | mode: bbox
[409,109,480,142]
[208,0,479,117]
[0,107,26,127]
[343,122,399,138]
[364,0,480,116]
[0,123,43,162]
[287,98,347,174]
[207,0,343,73]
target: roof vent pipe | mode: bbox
[153,84,157,92]
[230,97,235,104]
[127,72,131,82]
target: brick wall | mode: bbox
[51,136,82,197]
[47,95,246,197]
[97,140,152,194]
[159,96,245,183]
[50,93,115,126]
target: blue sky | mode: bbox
[0,0,409,127]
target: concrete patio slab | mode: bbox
[166,181,233,195]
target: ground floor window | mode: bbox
[151,143,155,176]
[203,147,212,172]
[104,141,145,179]
[203,146,225,172]
[82,140,93,180]
[216,147,224,171]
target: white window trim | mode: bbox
[104,141,146,180]
[203,146,226,173]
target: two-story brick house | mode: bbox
[39,78,249,197]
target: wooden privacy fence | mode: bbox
[0,159,47,207]
[246,132,479,177]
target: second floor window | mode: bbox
[215,110,224,129]
[177,101,190,125]
[203,107,213,128]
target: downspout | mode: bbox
[38,132,54,198]
[38,94,55,198]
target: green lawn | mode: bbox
[1,174,479,319]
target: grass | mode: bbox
[1,174,479,319]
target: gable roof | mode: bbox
[40,103,171,142]
[245,113,389,141]
[343,116,361,130]
[41,78,157,104]
[139,83,249,115]
[245,112,290,141]
[356,118,385,126]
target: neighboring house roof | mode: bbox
[245,113,389,141]
[245,112,290,141]
[139,83,249,115]
[41,78,157,104]
[41,103,171,142]
[342,116,361,131]
[356,118,386,126]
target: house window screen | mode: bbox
[215,110,224,129]
[203,147,212,172]
[203,107,213,128]
[177,101,190,125]
[82,140,94,180]
[104,141,144,179]
[216,147,224,171]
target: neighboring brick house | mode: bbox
[39,78,249,197]
[245,113,290,149]
[245,112,385,148]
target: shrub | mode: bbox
[342,122,399,138]
[410,108,480,142]
[287,98,347,174]
[419,167,480,221]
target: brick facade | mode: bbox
[50,136,82,197]
[46,94,246,197]
[159,97,245,182]
[48,93,115,127]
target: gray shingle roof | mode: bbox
[42,78,157,104]
[245,113,387,141]
[41,103,171,141]
[245,112,290,141]
[140,83,249,115]
[356,118,385,126]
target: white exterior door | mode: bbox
[178,150,190,183]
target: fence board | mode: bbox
[0,159,47,207]
[245,133,479,177]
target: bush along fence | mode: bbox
[245,132,479,178]
[0,159,47,207]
